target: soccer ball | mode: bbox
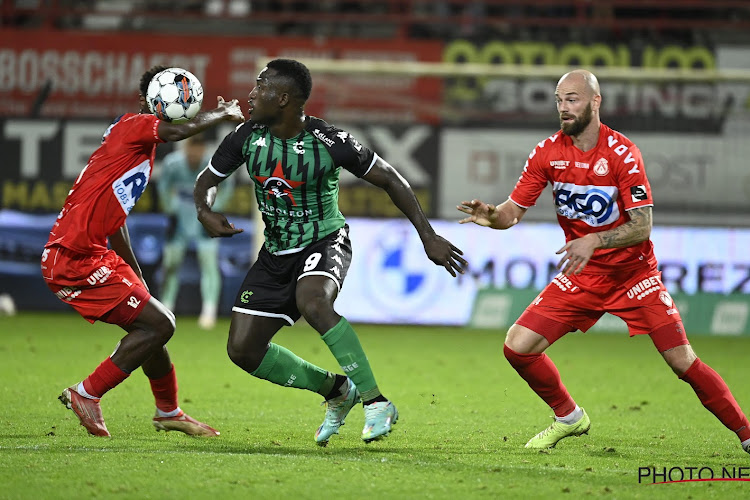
[146,67,203,123]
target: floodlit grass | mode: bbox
[1,311,749,499]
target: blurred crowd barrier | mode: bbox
[4,213,750,333]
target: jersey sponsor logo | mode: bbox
[593,158,609,176]
[575,161,589,169]
[127,296,141,308]
[293,141,305,154]
[631,185,648,202]
[86,265,113,285]
[312,128,334,147]
[254,161,305,207]
[553,182,620,226]
[55,286,81,301]
[111,160,151,215]
[336,131,349,142]
[258,202,313,218]
[252,136,267,148]
[550,273,579,292]
[626,275,663,300]
[550,160,569,169]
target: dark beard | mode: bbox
[560,102,593,137]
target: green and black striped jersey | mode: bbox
[209,116,378,254]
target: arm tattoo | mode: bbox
[596,207,652,249]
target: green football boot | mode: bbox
[525,408,591,449]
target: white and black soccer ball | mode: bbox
[146,67,203,123]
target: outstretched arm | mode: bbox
[457,199,527,230]
[156,96,245,143]
[556,206,653,275]
[194,167,244,238]
[362,157,467,277]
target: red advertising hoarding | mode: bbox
[0,30,443,123]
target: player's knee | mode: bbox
[662,345,697,376]
[298,294,334,325]
[226,341,263,373]
[151,311,176,344]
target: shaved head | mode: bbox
[557,69,601,98]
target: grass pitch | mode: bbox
[1,312,749,499]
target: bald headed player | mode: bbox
[458,69,750,454]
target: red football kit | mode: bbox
[41,113,163,324]
[510,123,686,349]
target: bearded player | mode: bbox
[458,69,750,454]
[42,65,245,437]
[194,59,467,445]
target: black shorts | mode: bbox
[232,225,353,325]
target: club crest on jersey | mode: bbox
[593,158,609,176]
[659,291,673,307]
[254,161,305,206]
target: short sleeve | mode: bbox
[614,144,654,210]
[509,143,550,209]
[119,113,163,146]
[309,120,377,178]
[208,122,252,178]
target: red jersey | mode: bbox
[510,123,656,274]
[46,113,163,255]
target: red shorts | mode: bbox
[517,267,684,343]
[41,245,150,325]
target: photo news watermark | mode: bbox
[639,466,750,484]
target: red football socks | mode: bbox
[681,358,750,442]
[504,344,577,418]
[82,357,130,399]
[148,364,179,413]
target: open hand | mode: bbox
[457,199,496,227]
[423,234,467,277]
[217,96,245,122]
[556,234,600,275]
